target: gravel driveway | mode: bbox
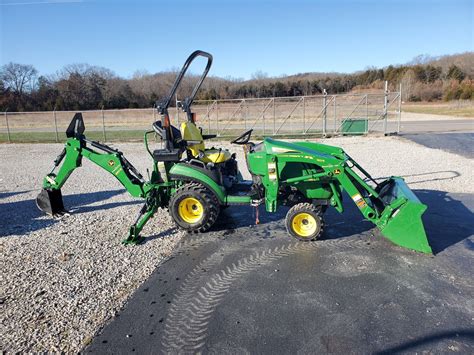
[1,136,473,352]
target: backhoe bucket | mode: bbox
[376,178,432,254]
[36,188,67,216]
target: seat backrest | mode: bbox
[180,122,205,157]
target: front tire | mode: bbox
[169,182,220,233]
[286,203,324,241]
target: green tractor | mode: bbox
[36,51,432,254]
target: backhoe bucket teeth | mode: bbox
[377,178,432,254]
[36,188,67,216]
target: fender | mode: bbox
[169,163,226,204]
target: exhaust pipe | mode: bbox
[36,188,67,216]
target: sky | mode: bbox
[1,0,473,79]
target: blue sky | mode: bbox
[1,0,472,79]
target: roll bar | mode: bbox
[156,50,213,118]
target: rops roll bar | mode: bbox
[156,50,213,120]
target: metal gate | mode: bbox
[187,82,401,137]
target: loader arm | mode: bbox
[334,157,432,254]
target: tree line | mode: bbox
[1,53,472,112]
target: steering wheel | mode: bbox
[231,129,253,145]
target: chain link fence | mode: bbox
[0,86,401,143]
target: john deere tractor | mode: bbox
[37,51,432,253]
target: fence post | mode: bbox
[383,81,388,135]
[302,96,305,134]
[322,90,327,136]
[4,109,11,143]
[273,98,276,135]
[215,100,219,136]
[245,100,248,130]
[397,83,402,134]
[333,95,337,133]
[101,106,107,142]
[53,108,59,142]
[365,95,369,133]
[206,102,210,134]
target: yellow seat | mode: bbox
[180,122,231,164]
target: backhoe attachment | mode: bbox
[36,113,148,217]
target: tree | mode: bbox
[446,65,465,81]
[0,62,38,95]
[102,78,133,108]
[413,65,426,83]
[424,65,442,83]
[251,70,268,80]
[400,69,415,101]
[32,76,59,110]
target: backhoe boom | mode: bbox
[41,138,146,198]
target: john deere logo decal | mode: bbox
[108,160,115,167]
[334,169,341,175]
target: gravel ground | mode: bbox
[0,143,186,352]
[1,136,473,352]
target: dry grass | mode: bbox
[402,101,474,118]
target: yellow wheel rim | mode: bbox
[292,212,318,237]
[178,197,204,224]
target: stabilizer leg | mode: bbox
[122,201,158,245]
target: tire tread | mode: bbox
[285,202,324,241]
[169,182,220,233]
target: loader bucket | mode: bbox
[36,188,67,216]
[376,178,432,254]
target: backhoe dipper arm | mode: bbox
[42,138,145,198]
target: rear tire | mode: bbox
[169,182,220,233]
[286,202,324,241]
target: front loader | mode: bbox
[36,50,432,254]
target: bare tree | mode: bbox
[400,69,415,101]
[251,70,269,80]
[0,62,38,95]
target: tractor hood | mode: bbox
[262,138,343,165]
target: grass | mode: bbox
[0,130,325,143]
[402,102,474,118]
[0,130,147,143]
